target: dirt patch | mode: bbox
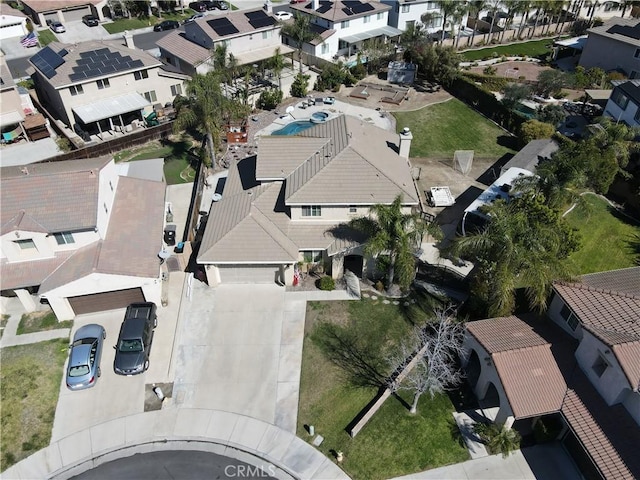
[144,382,174,411]
[17,309,72,335]
[468,60,552,81]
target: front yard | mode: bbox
[297,300,469,480]
[0,339,68,471]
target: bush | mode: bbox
[256,88,282,110]
[483,66,497,76]
[318,276,335,291]
[461,71,507,91]
[375,280,385,292]
[55,137,72,152]
[519,119,555,146]
[474,422,521,458]
[315,63,348,91]
[290,72,310,98]
[533,416,563,443]
[350,62,367,80]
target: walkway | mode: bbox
[0,298,70,348]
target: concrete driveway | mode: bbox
[172,282,305,432]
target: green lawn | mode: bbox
[460,38,554,62]
[36,29,56,46]
[114,139,196,185]
[565,194,640,274]
[17,311,72,335]
[0,339,69,471]
[298,299,469,480]
[103,17,159,34]
[393,98,516,159]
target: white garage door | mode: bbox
[0,23,25,39]
[218,265,280,284]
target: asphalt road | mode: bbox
[72,450,277,480]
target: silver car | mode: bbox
[66,324,106,390]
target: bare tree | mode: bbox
[388,307,465,414]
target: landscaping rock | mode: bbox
[312,435,324,446]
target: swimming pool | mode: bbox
[272,120,315,135]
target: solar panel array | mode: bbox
[316,2,332,14]
[245,10,276,29]
[31,46,66,79]
[607,23,640,40]
[207,17,240,36]
[68,48,145,82]
[342,0,374,15]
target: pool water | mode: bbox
[272,120,315,135]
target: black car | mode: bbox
[154,20,180,31]
[82,15,99,27]
[189,1,207,12]
[203,1,217,10]
[214,1,229,9]
[113,303,157,376]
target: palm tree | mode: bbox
[281,13,320,73]
[268,47,286,91]
[435,0,459,43]
[452,2,470,48]
[516,0,533,39]
[486,0,503,42]
[467,0,489,47]
[348,195,430,291]
[530,0,547,38]
[500,0,520,43]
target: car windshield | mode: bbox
[118,339,143,352]
[68,365,90,377]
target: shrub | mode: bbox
[483,65,497,76]
[375,280,385,292]
[290,72,310,98]
[519,119,555,146]
[533,416,563,443]
[256,88,282,110]
[318,276,335,291]
[17,78,35,90]
[350,62,367,80]
[474,422,521,458]
[55,137,72,152]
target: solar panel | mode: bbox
[69,48,148,81]
[59,48,68,57]
[317,2,331,14]
[31,46,65,79]
[207,17,239,36]
[607,23,640,40]
[245,10,266,20]
[249,15,276,29]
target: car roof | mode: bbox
[120,317,147,338]
[69,343,93,365]
[73,323,103,341]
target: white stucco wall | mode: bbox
[0,14,28,39]
[383,0,444,32]
[603,96,640,127]
[42,272,160,298]
[289,204,413,222]
[546,292,584,340]
[0,230,100,262]
[623,390,640,425]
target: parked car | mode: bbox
[154,20,180,31]
[49,21,66,33]
[82,15,99,27]
[184,12,205,23]
[203,0,217,10]
[274,11,293,20]
[66,324,106,390]
[214,1,229,10]
[189,1,207,12]
[113,303,157,376]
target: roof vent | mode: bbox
[20,167,29,175]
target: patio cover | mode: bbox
[554,35,587,50]
[585,89,613,101]
[0,110,24,128]
[234,45,295,66]
[72,93,151,124]
[341,25,403,44]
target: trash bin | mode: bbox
[164,224,176,246]
[174,241,184,254]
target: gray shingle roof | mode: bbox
[587,16,640,46]
[500,139,559,175]
[291,1,390,23]
[0,157,110,235]
[156,31,211,68]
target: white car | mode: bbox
[184,13,205,23]
[49,21,66,33]
[274,11,293,21]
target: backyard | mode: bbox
[0,339,69,471]
[297,299,469,480]
[460,38,555,62]
[392,98,516,159]
[565,194,640,274]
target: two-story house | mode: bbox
[28,38,188,137]
[287,0,402,64]
[0,157,166,321]
[383,0,465,36]
[603,79,640,126]
[579,17,640,78]
[0,2,28,40]
[462,267,640,479]
[21,0,107,26]
[157,7,294,77]
[196,114,419,286]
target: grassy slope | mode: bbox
[460,38,553,61]
[393,98,515,159]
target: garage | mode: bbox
[68,288,145,315]
[0,21,26,39]
[217,265,281,284]
[62,5,92,22]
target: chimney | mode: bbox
[311,0,319,10]
[399,127,412,158]
[123,30,135,49]
[263,0,272,13]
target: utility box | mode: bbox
[164,224,176,246]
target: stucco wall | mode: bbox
[604,95,640,126]
[547,292,584,340]
[289,204,413,222]
[579,33,640,76]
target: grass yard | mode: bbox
[393,98,516,159]
[460,38,554,62]
[1,314,8,339]
[36,29,56,46]
[103,17,158,34]
[565,194,640,274]
[0,339,69,471]
[298,299,469,480]
[17,310,73,335]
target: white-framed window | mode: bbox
[560,304,579,331]
[15,239,36,250]
[69,84,84,96]
[592,353,609,377]
[349,205,358,214]
[142,90,157,102]
[170,84,182,96]
[302,250,323,262]
[377,12,383,20]
[321,43,329,54]
[401,4,410,13]
[338,39,348,49]
[364,15,371,23]
[96,78,110,89]
[53,232,75,245]
[134,70,149,81]
[341,20,350,28]
[302,205,321,217]
[612,88,630,109]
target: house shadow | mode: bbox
[236,155,259,190]
[476,152,515,186]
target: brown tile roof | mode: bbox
[466,315,549,353]
[0,157,110,235]
[291,1,391,23]
[156,31,211,68]
[580,266,640,297]
[22,0,100,13]
[187,7,281,42]
[0,251,75,290]
[0,3,26,18]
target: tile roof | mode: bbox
[29,41,160,88]
[21,0,100,13]
[156,31,211,68]
[256,136,331,179]
[500,138,559,174]
[580,266,640,297]
[1,157,110,235]
[587,16,640,46]
[466,315,549,353]
[0,3,26,17]
[291,1,391,23]
[0,251,75,290]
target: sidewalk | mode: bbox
[0,299,70,348]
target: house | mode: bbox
[157,7,295,76]
[287,0,402,64]
[28,38,188,137]
[579,17,640,78]
[0,2,28,40]
[0,157,166,321]
[383,0,467,36]
[603,79,640,126]
[196,114,419,286]
[21,0,107,25]
[462,267,640,480]
[499,138,559,176]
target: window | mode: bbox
[401,4,410,13]
[635,107,640,122]
[69,84,84,96]
[592,353,609,377]
[634,48,640,58]
[96,78,110,89]
[560,304,579,331]
[321,43,329,54]
[423,15,443,28]
[377,12,383,20]
[612,88,630,109]
[301,205,321,217]
[631,70,639,79]
[170,84,182,96]
[142,90,157,102]
[349,205,358,214]
[405,20,416,30]
[364,15,371,23]
[15,239,36,250]
[53,232,75,245]
[341,20,350,28]
[338,40,348,49]
[134,70,149,81]
[302,250,323,262]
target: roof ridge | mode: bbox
[492,342,551,355]
[249,206,297,256]
[555,280,640,300]
[348,144,415,198]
